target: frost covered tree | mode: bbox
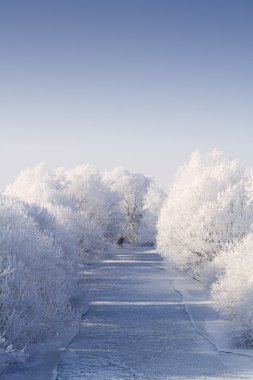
[103,168,152,243]
[64,165,124,243]
[5,164,108,258]
[8,164,163,248]
[0,195,77,359]
[5,163,69,207]
[211,234,253,346]
[208,170,253,346]
[157,150,253,273]
[139,182,166,245]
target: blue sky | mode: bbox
[0,0,253,188]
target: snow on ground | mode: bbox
[56,247,253,380]
[3,293,89,380]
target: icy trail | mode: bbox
[56,247,253,380]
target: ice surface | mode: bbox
[56,247,253,379]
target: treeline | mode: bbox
[157,149,253,346]
[0,164,164,367]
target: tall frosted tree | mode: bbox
[157,150,253,272]
[103,168,151,243]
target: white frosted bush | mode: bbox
[212,234,253,346]
[64,165,124,244]
[0,195,75,354]
[157,150,252,273]
[139,182,166,245]
[8,164,162,249]
[52,204,107,259]
[104,168,154,243]
[5,163,69,207]
[25,202,77,258]
[6,164,109,260]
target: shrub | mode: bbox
[0,195,76,355]
[212,234,253,346]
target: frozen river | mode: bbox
[56,247,253,380]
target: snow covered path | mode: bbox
[56,247,253,380]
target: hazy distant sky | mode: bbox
[0,0,253,188]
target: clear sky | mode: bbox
[0,0,253,188]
